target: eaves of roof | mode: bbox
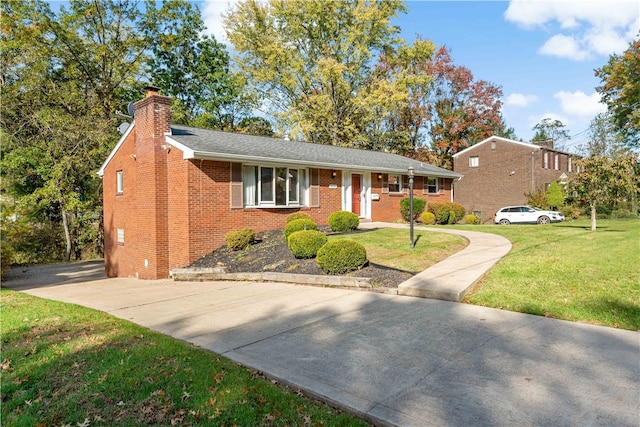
[167,125,461,178]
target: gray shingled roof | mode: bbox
[167,125,460,178]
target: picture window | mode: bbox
[243,165,306,207]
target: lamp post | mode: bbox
[408,166,415,248]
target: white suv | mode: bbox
[494,206,565,225]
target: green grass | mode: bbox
[454,219,640,330]
[0,289,368,427]
[328,228,467,274]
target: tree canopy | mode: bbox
[595,39,640,148]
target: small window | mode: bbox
[491,141,496,150]
[425,177,438,194]
[116,170,123,194]
[543,152,549,169]
[554,154,559,170]
[117,228,124,244]
[388,175,402,193]
[469,156,479,168]
[568,157,572,172]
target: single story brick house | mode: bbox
[453,135,578,222]
[99,87,461,279]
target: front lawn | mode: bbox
[0,289,368,426]
[456,219,640,330]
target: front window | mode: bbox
[425,177,438,194]
[388,175,402,192]
[244,165,306,207]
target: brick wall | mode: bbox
[453,137,575,222]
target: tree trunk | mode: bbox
[590,202,597,231]
[61,207,72,261]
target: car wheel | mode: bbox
[499,219,510,225]
[537,216,550,224]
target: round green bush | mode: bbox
[316,240,368,274]
[286,212,312,223]
[464,214,480,225]
[400,197,427,222]
[225,228,255,251]
[421,211,436,225]
[287,230,328,258]
[328,211,359,232]
[428,202,466,224]
[284,218,317,240]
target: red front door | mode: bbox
[352,175,361,216]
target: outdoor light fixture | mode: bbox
[378,173,383,180]
[408,166,415,248]
[332,171,337,178]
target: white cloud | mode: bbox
[505,93,539,107]
[505,0,639,60]
[201,0,238,43]
[554,90,607,117]
[538,34,590,60]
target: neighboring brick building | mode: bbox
[452,136,578,223]
[99,87,460,279]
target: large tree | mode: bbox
[585,112,629,158]
[145,0,262,133]
[0,0,210,261]
[425,47,505,168]
[570,155,639,231]
[595,39,640,148]
[531,118,571,150]
[224,0,406,146]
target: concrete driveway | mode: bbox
[4,261,639,426]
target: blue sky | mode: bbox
[202,0,639,152]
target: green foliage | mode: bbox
[286,212,312,223]
[400,197,426,222]
[328,211,360,232]
[2,218,64,264]
[546,181,565,209]
[464,214,480,225]
[287,230,327,259]
[225,228,256,251]
[1,240,14,278]
[421,211,436,225]
[427,202,466,224]
[283,218,317,240]
[595,39,640,147]
[224,0,408,146]
[560,204,583,220]
[526,187,549,210]
[531,118,570,150]
[316,240,368,274]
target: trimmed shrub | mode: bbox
[428,202,466,224]
[225,228,255,251]
[400,197,427,222]
[464,214,480,225]
[421,211,436,225]
[316,240,368,274]
[286,212,312,223]
[328,211,359,232]
[287,230,328,258]
[284,218,317,240]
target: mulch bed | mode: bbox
[189,229,413,288]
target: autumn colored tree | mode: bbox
[595,39,640,148]
[224,0,406,146]
[426,47,504,168]
[570,155,639,230]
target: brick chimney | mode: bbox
[533,139,554,149]
[131,86,172,279]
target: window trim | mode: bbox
[242,164,308,208]
[116,170,123,194]
[388,174,403,193]
[424,177,439,194]
[469,156,479,168]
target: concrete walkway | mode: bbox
[4,262,639,427]
[360,223,512,301]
